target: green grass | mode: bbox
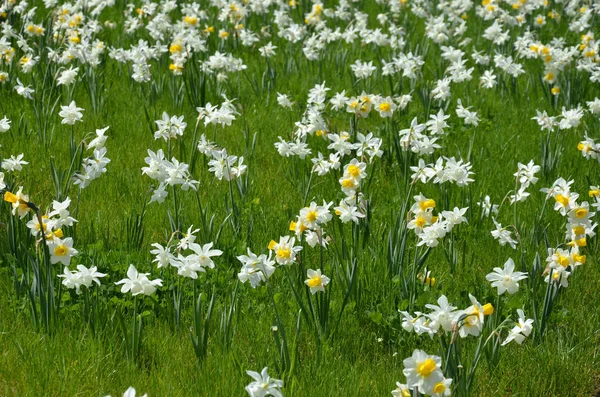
[0,0,600,396]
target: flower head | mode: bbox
[304,268,330,294]
[245,367,283,397]
[485,258,528,295]
[115,264,162,296]
[502,309,533,346]
[402,350,444,394]
[59,101,84,125]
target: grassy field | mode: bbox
[1,0,600,396]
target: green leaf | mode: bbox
[368,311,383,324]
[397,299,409,311]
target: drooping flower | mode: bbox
[4,187,32,218]
[502,309,533,346]
[237,249,276,288]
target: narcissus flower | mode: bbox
[188,242,223,270]
[88,126,110,150]
[115,264,163,296]
[408,210,434,234]
[391,382,410,397]
[59,265,106,294]
[237,249,276,288]
[299,201,333,229]
[427,377,452,397]
[150,243,175,268]
[57,66,79,86]
[477,195,499,217]
[268,236,302,265]
[15,78,34,99]
[334,200,365,223]
[491,219,518,249]
[411,193,436,213]
[0,116,10,132]
[154,112,186,141]
[178,225,200,250]
[544,265,570,288]
[374,95,397,117]
[502,309,533,346]
[304,268,330,294]
[26,215,50,236]
[402,349,444,394]
[4,187,32,218]
[425,295,458,332]
[245,367,283,397]
[58,101,84,125]
[48,197,77,228]
[542,178,579,216]
[458,294,493,338]
[485,258,528,295]
[105,386,148,397]
[2,153,28,172]
[276,93,294,109]
[568,202,594,228]
[546,248,574,269]
[49,237,79,266]
[305,229,329,248]
[259,42,277,57]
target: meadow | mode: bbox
[0,0,600,395]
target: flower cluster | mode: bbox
[400,294,494,339]
[59,264,106,295]
[142,149,199,203]
[510,160,540,204]
[237,249,276,288]
[2,153,28,173]
[2,0,600,393]
[290,201,333,247]
[207,148,247,182]
[410,157,474,186]
[150,226,222,279]
[407,194,468,248]
[491,219,518,249]
[74,127,111,189]
[154,112,186,141]
[540,178,596,287]
[197,98,239,129]
[115,264,163,296]
[578,134,600,162]
[334,159,367,224]
[24,197,78,241]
